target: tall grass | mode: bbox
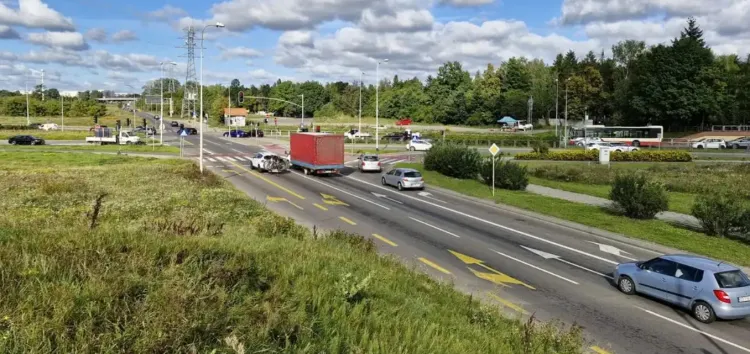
[0,152,583,353]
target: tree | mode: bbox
[612,40,646,79]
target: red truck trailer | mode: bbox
[289,133,345,175]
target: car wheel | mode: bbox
[410,147,416,151]
[10,141,16,145]
[632,148,639,152]
[720,145,726,149]
[617,276,636,295]
[697,145,704,149]
[30,141,36,145]
[632,140,640,147]
[381,177,387,186]
[397,182,403,191]
[733,144,739,149]
[693,301,716,324]
[615,149,622,152]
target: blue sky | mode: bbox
[1,0,747,93]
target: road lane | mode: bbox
[137,111,750,354]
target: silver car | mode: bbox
[614,254,750,323]
[381,168,424,191]
[358,154,382,172]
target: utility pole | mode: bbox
[564,80,569,148]
[61,95,64,131]
[300,94,304,126]
[25,70,30,126]
[375,58,388,151]
[41,69,45,101]
[199,22,225,173]
[227,83,231,137]
[358,71,363,133]
[555,77,559,138]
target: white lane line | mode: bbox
[289,171,390,210]
[206,157,217,162]
[492,249,579,285]
[391,159,406,164]
[224,156,238,161]
[408,217,460,238]
[215,156,228,162]
[558,259,613,279]
[203,148,215,154]
[344,175,620,266]
[234,156,247,161]
[231,148,243,153]
[380,159,396,164]
[636,307,750,353]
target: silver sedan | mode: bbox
[381,168,424,191]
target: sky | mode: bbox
[1,0,749,94]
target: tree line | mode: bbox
[2,19,747,131]
[0,85,107,119]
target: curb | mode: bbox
[426,184,750,274]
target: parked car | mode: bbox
[728,137,750,149]
[246,129,264,138]
[406,139,432,151]
[345,129,371,140]
[40,123,59,131]
[608,142,640,152]
[28,123,42,129]
[692,138,726,149]
[223,130,247,138]
[8,135,45,145]
[381,168,424,191]
[178,127,197,135]
[357,154,382,172]
[382,132,408,142]
[170,121,179,127]
[614,254,750,323]
[570,137,603,146]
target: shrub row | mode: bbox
[421,132,557,144]
[692,194,750,237]
[515,150,692,162]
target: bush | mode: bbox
[515,150,692,162]
[691,194,746,237]
[423,142,482,179]
[531,141,550,154]
[420,132,557,145]
[480,159,529,190]
[609,174,669,219]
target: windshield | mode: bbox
[403,171,422,178]
[714,270,750,288]
[363,155,378,161]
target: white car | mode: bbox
[692,138,726,149]
[571,137,602,147]
[249,152,289,172]
[607,142,639,152]
[345,129,371,140]
[39,123,59,131]
[406,140,432,151]
[357,154,382,172]
[584,142,612,151]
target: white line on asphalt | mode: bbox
[391,159,406,164]
[206,157,216,162]
[492,249,579,285]
[224,156,238,161]
[231,148,243,153]
[344,175,620,266]
[522,246,613,280]
[636,307,750,353]
[203,148,215,154]
[345,159,359,165]
[380,159,395,164]
[215,156,228,162]
[408,217,460,238]
[558,259,613,279]
[289,171,391,210]
[234,156,247,161]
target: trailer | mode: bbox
[289,133,344,175]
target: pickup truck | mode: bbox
[86,129,141,145]
[344,129,371,140]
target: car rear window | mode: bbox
[714,270,750,288]
[403,171,422,178]
[363,155,378,161]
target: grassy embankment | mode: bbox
[396,162,750,267]
[0,152,582,353]
[0,144,179,153]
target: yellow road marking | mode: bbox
[339,216,356,225]
[229,161,305,200]
[182,140,194,146]
[372,234,397,247]
[450,250,535,290]
[222,169,237,174]
[313,203,328,211]
[590,346,612,354]
[321,193,348,206]
[265,196,303,210]
[487,292,528,315]
[418,257,451,275]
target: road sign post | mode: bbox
[489,143,500,196]
[180,130,188,157]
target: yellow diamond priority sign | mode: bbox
[489,143,500,156]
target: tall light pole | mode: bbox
[25,70,30,126]
[564,77,570,148]
[300,94,304,126]
[160,61,177,145]
[375,58,388,151]
[555,77,559,138]
[199,22,225,173]
[60,95,64,131]
[358,71,364,133]
[125,84,136,129]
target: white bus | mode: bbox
[568,125,664,147]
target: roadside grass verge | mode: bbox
[397,163,750,267]
[0,115,119,127]
[0,152,583,353]
[0,130,89,140]
[0,144,179,153]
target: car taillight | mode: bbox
[377,162,381,166]
[714,290,731,304]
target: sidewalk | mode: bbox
[526,184,701,228]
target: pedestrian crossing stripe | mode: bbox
[206,157,216,162]
[225,156,237,161]
[380,159,395,164]
[216,156,228,162]
[234,156,247,161]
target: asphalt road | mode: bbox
[140,111,750,354]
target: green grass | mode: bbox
[528,177,697,214]
[0,115,120,127]
[397,163,750,267]
[0,151,583,353]
[0,130,90,140]
[0,144,180,153]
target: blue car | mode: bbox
[223,130,246,138]
[614,254,750,323]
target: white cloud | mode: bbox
[111,29,138,42]
[85,27,107,42]
[440,0,495,6]
[93,50,160,72]
[278,30,314,47]
[0,24,19,39]
[219,46,263,60]
[0,0,75,31]
[22,48,94,68]
[146,5,187,20]
[27,31,89,51]
[559,0,733,25]
[359,9,434,32]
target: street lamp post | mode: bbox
[25,70,30,126]
[61,95,64,131]
[359,71,363,133]
[564,78,570,148]
[375,58,388,151]
[199,22,225,173]
[300,94,304,126]
[160,61,177,145]
[555,77,559,138]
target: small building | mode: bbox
[224,108,248,127]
